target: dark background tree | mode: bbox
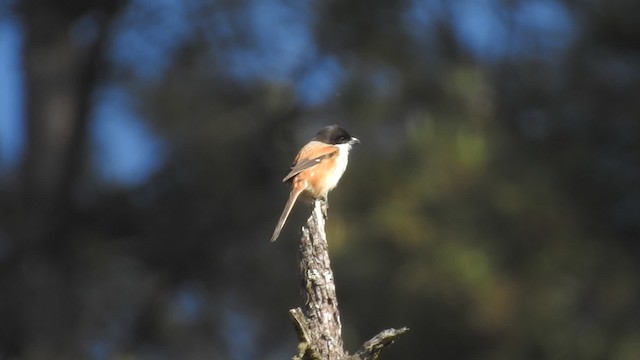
[0,0,638,359]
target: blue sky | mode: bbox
[90,86,166,185]
[0,18,23,174]
[0,0,574,185]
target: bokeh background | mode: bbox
[1,0,639,359]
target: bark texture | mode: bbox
[289,200,408,360]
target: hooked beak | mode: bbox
[349,137,360,145]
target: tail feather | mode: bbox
[271,187,303,242]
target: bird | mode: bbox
[271,125,360,242]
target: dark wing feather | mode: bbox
[282,142,337,182]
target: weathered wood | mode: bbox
[289,308,321,360]
[297,200,344,359]
[348,327,410,360]
[289,200,407,360]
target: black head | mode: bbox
[313,125,360,145]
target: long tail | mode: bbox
[271,187,303,242]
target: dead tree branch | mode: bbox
[289,200,407,360]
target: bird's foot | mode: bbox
[321,199,328,219]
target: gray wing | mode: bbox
[282,152,335,182]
